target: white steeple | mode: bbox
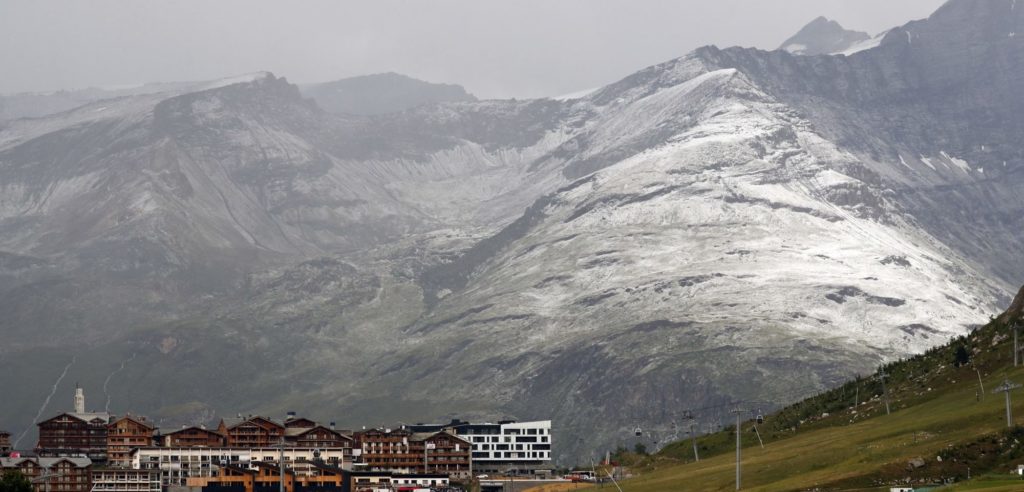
[74,384,85,414]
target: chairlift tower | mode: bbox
[730,405,745,490]
[993,378,1022,427]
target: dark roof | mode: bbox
[250,461,297,475]
[409,430,471,445]
[355,427,412,437]
[109,415,154,430]
[283,417,317,428]
[0,457,92,468]
[164,425,222,435]
[37,412,112,426]
[286,425,352,440]
[406,419,519,434]
[222,416,284,430]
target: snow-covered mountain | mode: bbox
[779,16,871,56]
[1,0,1021,462]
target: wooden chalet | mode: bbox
[0,456,93,492]
[354,427,471,479]
[285,425,353,449]
[218,416,285,448]
[36,412,111,461]
[106,415,155,468]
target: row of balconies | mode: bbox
[91,486,160,491]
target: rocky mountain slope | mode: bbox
[0,0,1020,464]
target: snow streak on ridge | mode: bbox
[14,356,76,448]
[104,353,137,413]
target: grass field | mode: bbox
[606,313,1024,491]
[521,483,597,492]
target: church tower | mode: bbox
[74,384,85,414]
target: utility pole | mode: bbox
[272,416,288,492]
[278,436,286,492]
[993,378,1022,427]
[689,421,700,462]
[684,410,699,462]
[878,370,891,415]
[731,406,744,491]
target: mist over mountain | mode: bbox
[0,82,201,121]
[1,0,1021,464]
[300,72,477,115]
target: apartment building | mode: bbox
[161,426,226,448]
[36,413,112,462]
[132,447,251,487]
[218,416,285,448]
[348,471,449,492]
[132,446,354,487]
[353,427,470,479]
[1,430,10,453]
[90,468,161,492]
[285,424,352,448]
[185,461,347,492]
[36,387,111,462]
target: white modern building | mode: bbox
[348,472,449,491]
[133,447,250,487]
[91,469,162,492]
[407,420,552,473]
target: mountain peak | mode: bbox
[779,16,871,55]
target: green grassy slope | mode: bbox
[616,287,1024,491]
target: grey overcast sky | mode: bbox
[1,0,946,99]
